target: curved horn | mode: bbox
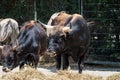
[47,12,60,25]
[46,25,55,36]
[38,21,55,36]
[38,21,54,29]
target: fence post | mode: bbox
[78,0,83,15]
[81,0,83,15]
[34,0,37,21]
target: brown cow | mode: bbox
[47,11,90,73]
[0,20,47,72]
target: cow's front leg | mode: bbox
[78,55,84,73]
[55,54,61,70]
[62,54,69,70]
[19,60,25,69]
[32,53,39,68]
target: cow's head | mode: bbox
[47,26,71,57]
[0,45,18,72]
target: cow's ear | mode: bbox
[62,27,71,33]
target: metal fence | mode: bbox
[83,0,120,65]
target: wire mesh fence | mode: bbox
[83,0,120,64]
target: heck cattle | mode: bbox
[47,11,90,73]
[0,20,47,72]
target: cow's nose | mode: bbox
[47,47,52,52]
[2,67,6,71]
[2,67,7,72]
[2,67,11,72]
[47,48,56,53]
[47,49,56,57]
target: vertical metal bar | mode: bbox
[34,0,37,21]
[81,0,83,15]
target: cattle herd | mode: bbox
[0,11,90,73]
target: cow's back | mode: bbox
[0,18,19,44]
[35,23,47,54]
[68,14,90,47]
[49,11,72,26]
[54,13,71,26]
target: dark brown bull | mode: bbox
[47,11,90,73]
[0,20,47,72]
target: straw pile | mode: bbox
[49,70,103,80]
[1,67,48,80]
[107,73,120,80]
[0,67,103,80]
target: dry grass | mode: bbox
[39,53,55,63]
[49,70,103,80]
[1,67,47,80]
[0,67,103,80]
[107,73,120,80]
[1,65,120,80]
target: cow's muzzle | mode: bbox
[2,67,12,72]
[47,49,57,57]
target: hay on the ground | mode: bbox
[49,70,103,80]
[1,67,103,80]
[1,67,47,80]
[107,73,120,80]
